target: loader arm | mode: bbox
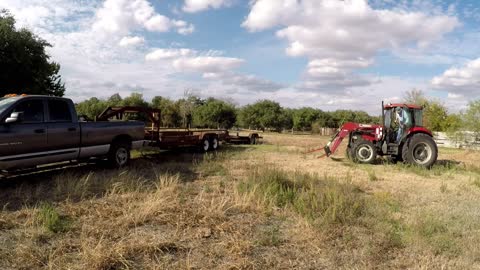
[324,122,360,157]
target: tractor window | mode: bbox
[414,109,423,127]
[384,110,392,128]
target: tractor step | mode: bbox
[387,143,399,155]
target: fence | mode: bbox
[434,131,480,149]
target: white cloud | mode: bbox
[172,56,245,73]
[145,48,196,61]
[119,36,145,47]
[183,0,231,13]
[92,0,195,35]
[432,58,480,97]
[203,72,284,92]
[243,0,459,93]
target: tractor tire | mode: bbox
[210,137,219,151]
[403,133,438,168]
[351,140,377,164]
[108,141,131,168]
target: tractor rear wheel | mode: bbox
[351,140,377,164]
[403,134,437,168]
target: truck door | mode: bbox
[0,99,48,169]
[46,99,80,161]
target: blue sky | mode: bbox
[2,0,480,113]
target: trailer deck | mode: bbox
[97,106,261,151]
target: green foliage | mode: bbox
[37,203,71,233]
[292,107,321,131]
[192,98,236,129]
[151,96,181,127]
[238,167,367,225]
[0,10,65,96]
[423,101,448,131]
[120,93,149,107]
[238,100,285,131]
[463,100,480,135]
[76,97,108,120]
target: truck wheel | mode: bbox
[404,134,437,168]
[108,142,131,168]
[210,137,219,151]
[202,138,210,152]
[352,140,377,164]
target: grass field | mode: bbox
[1,133,480,269]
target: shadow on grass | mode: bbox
[0,145,250,211]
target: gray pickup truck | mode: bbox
[0,95,145,171]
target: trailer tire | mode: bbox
[202,138,210,152]
[108,141,131,168]
[250,135,257,145]
[210,137,219,151]
[403,133,437,168]
[351,140,377,164]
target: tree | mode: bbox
[403,89,427,106]
[193,98,236,129]
[238,100,284,131]
[423,101,448,131]
[463,100,480,135]
[292,107,320,131]
[121,93,149,107]
[0,10,65,96]
[75,97,108,119]
[151,96,181,127]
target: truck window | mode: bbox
[48,100,72,122]
[12,100,44,123]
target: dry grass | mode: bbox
[1,134,480,269]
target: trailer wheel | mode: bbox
[210,137,219,151]
[250,135,257,145]
[202,138,210,152]
[404,134,437,168]
[108,141,131,168]
[351,140,377,164]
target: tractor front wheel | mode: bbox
[352,140,377,164]
[403,134,438,168]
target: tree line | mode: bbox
[75,93,380,132]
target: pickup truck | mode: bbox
[0,95,145,171]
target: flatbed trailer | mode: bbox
[97,106,261,151]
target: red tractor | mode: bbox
[323,103,438,168]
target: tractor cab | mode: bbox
[383,103,423,144]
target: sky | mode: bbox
[1,0,480,114]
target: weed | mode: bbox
[256,224,283,247]
[367,169,379,181]
[238,167,367,226]
[440,183,448,193]
[36,203,70,233]
[472,177,480,189]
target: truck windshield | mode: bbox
[0,98,18,115]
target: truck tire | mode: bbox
[210,137,219,151]
[202,138,210,152]
[108,141,131,168]
[351,140,377,164]
[403,133,437,168]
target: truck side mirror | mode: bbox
[5,112,23,124]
